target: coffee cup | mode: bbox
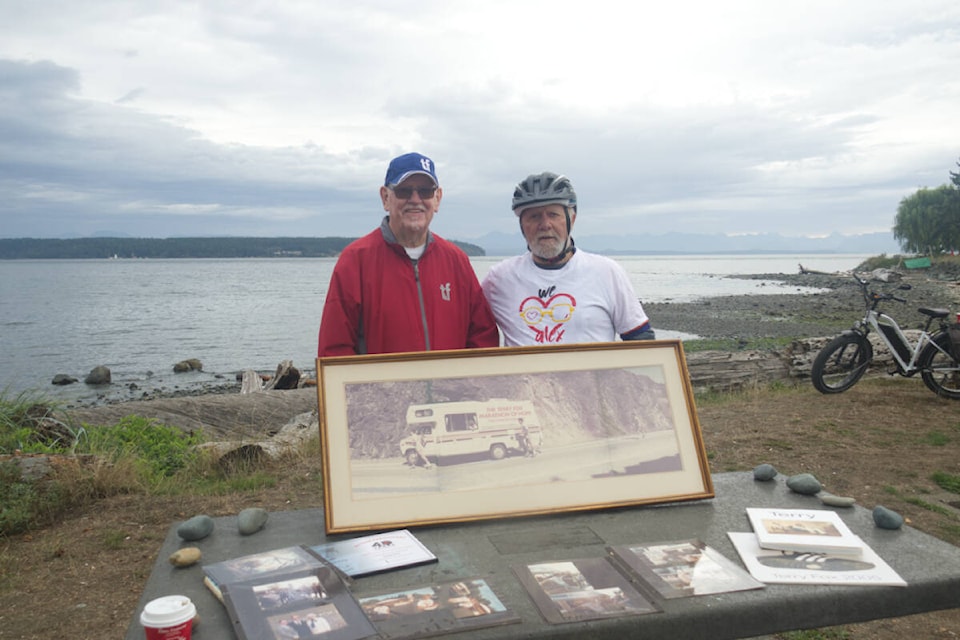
[140,595,196,640]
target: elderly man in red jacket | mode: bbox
[318,152,498,356]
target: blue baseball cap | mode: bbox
[384,152,439,187]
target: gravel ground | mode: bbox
[646,268,960,343]
[65,264,960,407]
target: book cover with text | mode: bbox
[746,507,865,556]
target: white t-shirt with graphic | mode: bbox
[481,250,651,346]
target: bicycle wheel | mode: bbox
[811,333,873,394]
[919,332,960,399]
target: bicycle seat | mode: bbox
[918,307,950,318]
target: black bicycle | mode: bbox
[810,275,960,399]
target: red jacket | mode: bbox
[318,218,499,356]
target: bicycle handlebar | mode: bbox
[854,274,908,308]
[869,291,907,303]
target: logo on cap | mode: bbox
[385,152,439,187]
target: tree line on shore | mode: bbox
[893,156,960,255]
[0,236,486,259]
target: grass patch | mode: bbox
[925,431,951,446]
[0,391,216,536]
[932,471,960,494]
[856,254,902,271]
[0,461,71,535]
[694,379,803,407]
[694,389,730,406]
[682,336,796,353]
[0,387,319,536]
[190,471,280,496]
[781,628,852,640]
[77,415,205,479]
[761,440,795,451]
[0,391,75,454]
[102,530,129,550]
[903,496,952,516]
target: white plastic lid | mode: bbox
[140,595,196,627]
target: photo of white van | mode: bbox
[399,399,543,466]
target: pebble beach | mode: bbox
[49,266,960,409]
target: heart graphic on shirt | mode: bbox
[518,294,577,343]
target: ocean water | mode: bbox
[0,254,869,404]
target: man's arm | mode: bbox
[464,262,500,349]
[620,324,656,341]
[317,259,362,356]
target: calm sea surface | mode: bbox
[0,254,868,404]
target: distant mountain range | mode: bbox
[468,231,902,256]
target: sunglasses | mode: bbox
[390,186,437,200]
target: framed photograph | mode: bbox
[316,340,713,534]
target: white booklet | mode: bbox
[309,529,437,578]
[728,532,906,587]
[745,507,864,556]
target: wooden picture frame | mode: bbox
[316,340,713,534]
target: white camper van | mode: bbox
[399,399,543,466]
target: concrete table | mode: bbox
[125,472,960,639]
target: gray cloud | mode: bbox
[0,2,958,243]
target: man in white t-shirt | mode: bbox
[481,172,654,346]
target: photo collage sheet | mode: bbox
[202,531,522,640]
[200,528,771,639]
[513,537,764,625]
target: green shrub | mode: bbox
[78,415,204,479]
[0,391,75,455]
[856,254,901,271]
[0,461,69,535]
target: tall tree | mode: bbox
[893,185,958,254]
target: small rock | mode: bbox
[84,365,111,385]
[820,493,856,508]
[873,505,904,530]
[177,514,215,541]
[238,508,269,535]
[51,374,78,386]
[786,473,822,495]
[173,359,203,373]
[753,463,778,481]
[169,547,202,567]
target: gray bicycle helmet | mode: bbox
[512,172,577,217]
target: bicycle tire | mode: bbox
[919,332,960,399]
[811,333,873,394]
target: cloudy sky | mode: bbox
[2,1,958,244]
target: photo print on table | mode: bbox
[357,578,519,640]
[513,557,661,624]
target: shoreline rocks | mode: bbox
[36,265,960,409]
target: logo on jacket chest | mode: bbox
[439,283,451,301]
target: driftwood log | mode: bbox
[60,338,904,439]
[685,333,914,393]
